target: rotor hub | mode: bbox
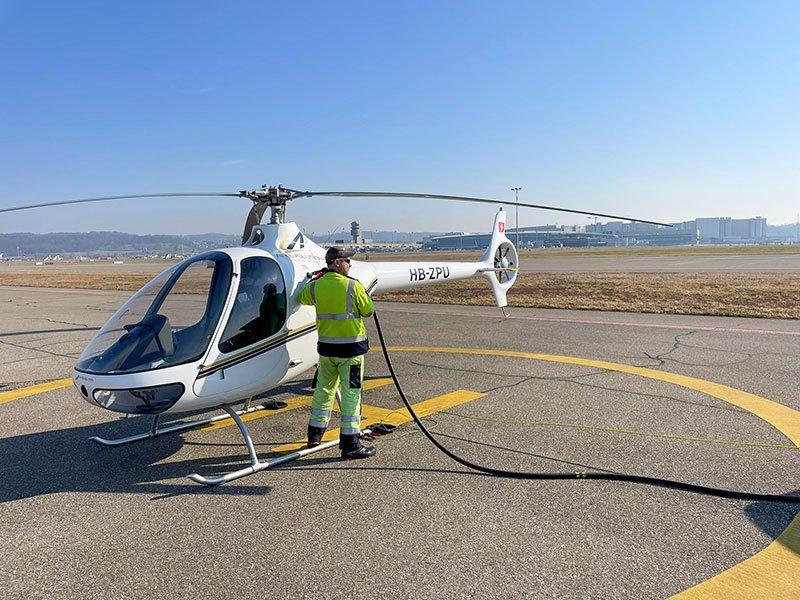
[239,185,296,224]
[239,184,294,205]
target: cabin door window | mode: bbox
[218,257,287,354]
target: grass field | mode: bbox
[375,273,800,319]
[0,271,155,291]
[360,243,800,262]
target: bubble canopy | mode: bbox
[76,252,233,375]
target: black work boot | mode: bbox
[307,425,326,448]
[339,433,376,460]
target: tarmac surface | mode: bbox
[0,286,798,599]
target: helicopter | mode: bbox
[1,185,670,484]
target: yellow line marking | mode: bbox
[353,377,396,391]
[198,395,312,432]
[0,378,73,406]
[269,389,486,455]
[199,378,394,432]
[439,411,798,450]
[384,345,800,599]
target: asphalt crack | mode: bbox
[644,331,693,367]
[643,330,755,368]
[45,318,92,328]
[0,338,80,360]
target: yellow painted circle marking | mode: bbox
[387,345,800,599]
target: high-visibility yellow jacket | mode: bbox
[299,271,374,357]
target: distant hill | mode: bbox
[767,223,800,240]
[0,230,443,257]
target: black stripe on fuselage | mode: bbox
[197,323,317,378]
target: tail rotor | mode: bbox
[493,242,517,284]
[480,210,518,308]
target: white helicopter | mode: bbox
[1,185,669,485]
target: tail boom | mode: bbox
[367,261,485,294]
[357,208,518,308]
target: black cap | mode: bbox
[325,246,355,264]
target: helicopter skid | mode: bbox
[87,401,277,448]
[87,384,368,484]
[187,405,371,485]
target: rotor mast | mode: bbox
[239,184,296,242]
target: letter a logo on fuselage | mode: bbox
[285,232,306,251]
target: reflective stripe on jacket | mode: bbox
[298,271,374,344]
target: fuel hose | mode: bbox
[371,310,800,504]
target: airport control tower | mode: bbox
[351,221,364,244]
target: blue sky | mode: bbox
[1,1,798,235]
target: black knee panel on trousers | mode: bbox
[349,364,361,389]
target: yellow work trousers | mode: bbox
[309,355,364,435]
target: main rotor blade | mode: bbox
[289,190,672,227]
[0,192,242,214]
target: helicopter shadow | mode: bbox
[0,379,321,504]
[0,422,272,504]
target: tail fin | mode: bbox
[480,209,518,308]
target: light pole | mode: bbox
[511,187,522,249]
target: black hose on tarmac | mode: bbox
[372,310,800,504]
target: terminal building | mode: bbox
[423,216,767,250]
[693,216,767,243]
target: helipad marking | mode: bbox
[386,345,800,599]
[269,389,486,455]
[198,378,395,432]
[0,378,72,406]
[7,349,797,592]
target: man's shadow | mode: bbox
[0,379,325,504]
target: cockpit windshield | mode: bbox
[76,252,233,375]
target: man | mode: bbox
[298,247,376,460]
